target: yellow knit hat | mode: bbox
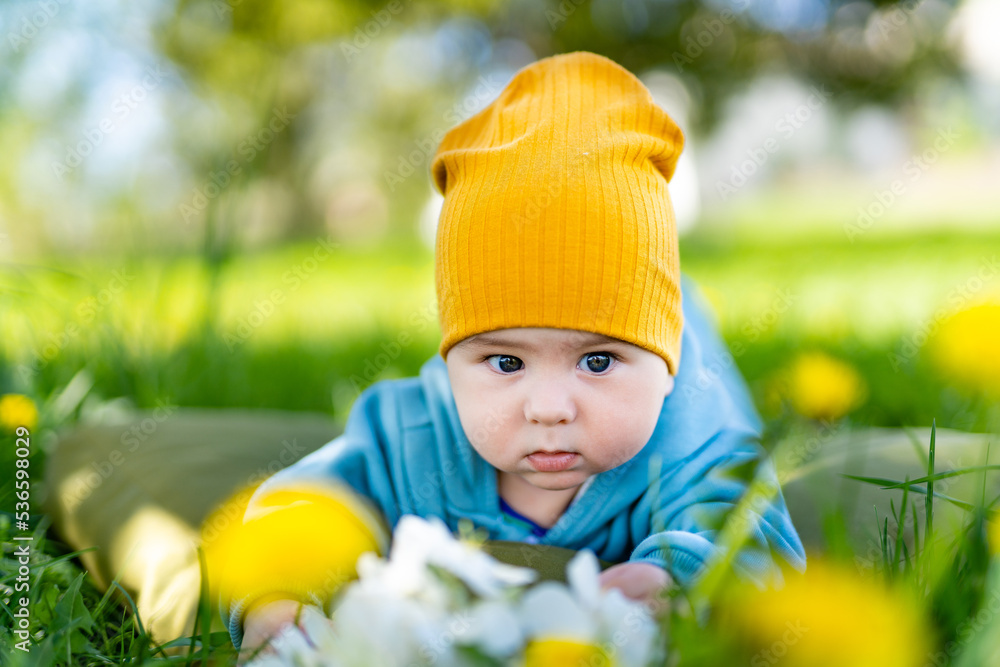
[430,51,685,375]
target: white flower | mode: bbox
[247,605,340,667]
[521,584,598,641]
[246,517,661,667]
[456,598,525,659]
[520,550,659,667]
[389,515,536,597]
[329,586,452,666]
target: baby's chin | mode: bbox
[519,469,592,492]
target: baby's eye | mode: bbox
[579,352,616,374]
[486,354,523,374]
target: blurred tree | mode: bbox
[155,0,507,250]
[0,0,967,254]
[530,0,962,133]
[151,0,962,244]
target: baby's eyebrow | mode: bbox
[461,332,624,352]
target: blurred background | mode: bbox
[1,0,998,437]
[2,2,1000,660]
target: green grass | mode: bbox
[3,228,998,425]
[0,516,237,664]
[1,228,998,664]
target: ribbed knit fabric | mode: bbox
[430,51,686,374]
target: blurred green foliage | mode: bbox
[2,228,997,433]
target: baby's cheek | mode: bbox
[636,395,664,434]
[595,430,646,469]
[464,404,511,453]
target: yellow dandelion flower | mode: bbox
[928,302,1000,397]
[723,559,932,667]
[0,394,38,432]
[784,352,866,421]
[202,482,388,609]
[989,513,1000,557]
[200,481,264,604]
[523,638,611,667]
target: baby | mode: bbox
[225,50,806,656]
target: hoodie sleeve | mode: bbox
[627,275,806,587]
[220,384,397,650]
[629,430,806,587]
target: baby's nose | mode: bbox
[522,376,576,425]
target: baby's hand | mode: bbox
[238,598,305,665]
[598,562,672,615]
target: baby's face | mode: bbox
[445,328,673,494]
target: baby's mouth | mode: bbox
[526,451,579,472]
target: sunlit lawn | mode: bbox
[2,227,998,430]
[2,224,999,664]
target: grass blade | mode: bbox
[926,419,936,544]
[882,516,891,575]
[199,547,213,660]
[895,478,909,572]
[840,474,975,511]
[880,465,1000,488]
[981,440,992,509]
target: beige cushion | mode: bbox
[43,408,339,643]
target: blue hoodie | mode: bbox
[227,274,806,646]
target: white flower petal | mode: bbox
[299,606,340,657]
[388,515,535,598]
[520,583,596,641]
[596,589,659,667]
[254,623,320,667]
[459,599,525,658]
[244,656,287,667]
[566,550,602,610]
